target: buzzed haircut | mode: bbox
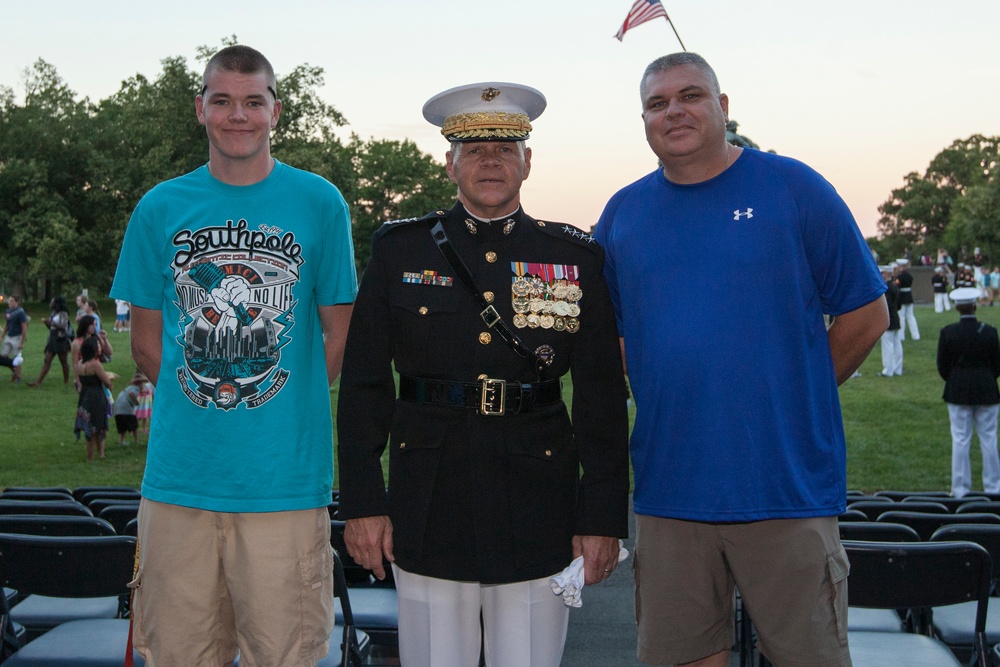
[202,45,277,99]
[640,52,721,103]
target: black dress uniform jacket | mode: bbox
[896,270,914,305]
[885,280,901,330]
[937,315,1000,406]
[337,203,630,585]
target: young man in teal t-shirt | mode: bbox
[110,45,356,666]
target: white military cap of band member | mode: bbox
[950,287,980,304]
[896,258,909,265]
[878,265,893,273]
[935,266,945,273]
[422,82,547,142]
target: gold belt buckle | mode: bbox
[479,378,506,416]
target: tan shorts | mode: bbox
[634,515,851,667]
[131,499,335,667]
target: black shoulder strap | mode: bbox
[430,221,548,377]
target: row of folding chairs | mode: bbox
[0,532,369,666]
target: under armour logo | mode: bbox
[733,208,754,221]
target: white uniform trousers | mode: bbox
[899,303,920,340]
[393,565,569,667]
[948,403,1000,498]
[935,292,952,313]
[880,329,903,376]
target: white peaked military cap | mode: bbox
[935,266,944,273]
[950,287,980,304]
[423,82,546,142]
[878,265,893,273]
[896,258,909,265]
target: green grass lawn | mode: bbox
[2,298,998,495]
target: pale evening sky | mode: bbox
[3,0,998,238]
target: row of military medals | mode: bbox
[511,275,582,333]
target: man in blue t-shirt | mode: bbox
[594,53,888,667]
[110,45,356,666]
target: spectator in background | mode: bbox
[27,296,73,386]
[933,266,952,314]
[894,258,920,341]
[74,336,112,461]
[939,248,954,267]
[114,299,131,333]
[134,375,155,438]
[878,264,903,377]
[113,372,145,446]
[74,294,87,323]
[1,295,28,383]
[955,263,975,288]
[938,287,1000,497]
[991,266,1000,306]
[71,315,113,392]
[85,298,103,333]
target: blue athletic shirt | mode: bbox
[594,149,886,522]
[111,161,357,512]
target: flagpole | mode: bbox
[667,17,686,51]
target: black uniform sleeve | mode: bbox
[336,234,397,519]
[568,249,630,538]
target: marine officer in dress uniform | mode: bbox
[895,257,920,340]
[933,266,951,313]
[336,82,630,667]
[938,287,1000,497]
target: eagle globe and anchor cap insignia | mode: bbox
[171,219,303,411]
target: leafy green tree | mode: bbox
[877,134,999,257]
[0,60,101,297]
[348,136,455,270]
[1,43,456,293]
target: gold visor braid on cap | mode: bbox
[441,112,533,140]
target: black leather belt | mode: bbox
[398,374,562,416]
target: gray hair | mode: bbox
[449,141,527,162]
[640,52,721,103]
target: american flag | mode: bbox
[614,0,669,41]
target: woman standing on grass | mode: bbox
[74,336,112,461]
[71,315,112,391]
[27,296,73,386]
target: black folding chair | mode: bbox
[0,517,123,641]
[929,525,1000,661]
[957,501,1000,517]
[838,509,870,522]
[844,540,991,667]
[903,496,990,512]
[0,500,92,517]
[3,487,73,496]
[874,490,952,501]
[848,500,905,521]
[0,533,143,666]
[877,511,1000,540]
[0,514,116,537]
[71,486,140,503]
[839,523,918,634]
[839,521,920,543]
[88,498,140,517]
[98,504,140,534]
[79,490,142,508]
[0,491,75,502]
